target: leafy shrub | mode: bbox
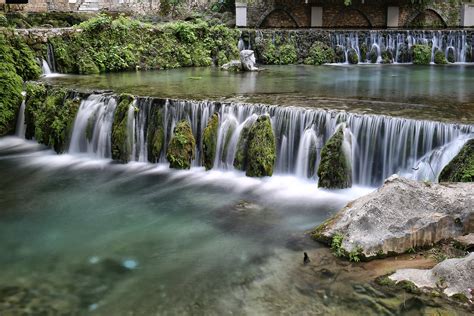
[304,41,335,65]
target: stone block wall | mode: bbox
[246,0,469,28]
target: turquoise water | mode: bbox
[0,137,377,314]
[43,64,474,123]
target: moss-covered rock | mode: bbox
[233,119,254,171]
[244,115,276,177]
[23,82,78,153]
[434,50,448,64]
[111,94,134,163]
[317,126,352,189]
[347,49,358,64]
[334,46,345,63]
[413,44,431,65]
[438,139,474,182]
[202,113,219,170]
[257,38,297,65]
[303,41,335,65]
[369,48,378,63]
[146,106,164,163]
[381,50,393,64]
[166,120,196,169]
[447,48,456,63]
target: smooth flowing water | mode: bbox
[42,65,474,123]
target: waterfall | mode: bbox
[15,92,27,138]
[49,94,473,186]
[41,59,52,76]
[68,94,117,158]
[46,42,57,73]
[328,30,471,63]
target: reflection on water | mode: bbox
[43,64,474,122]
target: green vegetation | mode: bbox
[397,280,421,294]
[317,126,352,189]
[166,120,196,169]
[304,41,335,65]
[434,50,448,64]
[245,115,276,177]
[413,44,431,65]
[48,15,240,74]
[451,293,469,303]
[438,139,474,182]
[0,33,41,137]
[257,38,298,65]
[202,113,219,170]
[347,49,359,64]
[111,94,135,163]
[331,233,345,257]
[147,106,165,163]
[2,12,91,28]
[375,275,396,287]
[24,82,79,153]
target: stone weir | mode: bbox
[239,29,474,64]
[20,84,474,187]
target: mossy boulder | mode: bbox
[412,44,431,65]
[381,50,393,64]
[359,43,368,62]
[304,41,335,65]
[434,50,448,64]
[146,106,164,163]
[202,113,219,170]
[111,94,134,163]
[24,83,78,153]
[447,48,456,63]
[317,126,352,189]
[438,139,474,182]
[234,115,275,177]
[334,46,345,63]
[257,38,297,65]
[369,48,378,63]
[166,120,196,169]
[347,49,358,64]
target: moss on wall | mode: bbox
[47,15,240,74]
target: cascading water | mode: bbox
[69,94,117,158]
[51,94,474,186]
[46,42,57,73]
[330,30,471,63]
[15,92,27,138]
[41,59,52,76]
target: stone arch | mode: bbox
[330,7,372,28]
[406,9,447,28]
[258,7,300,28]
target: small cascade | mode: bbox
[41,59,52,76]
[15,92,27,138]
[40,93,473,186]
[329,30,471,63]
[46,42,57,73]
[68,95,117,158]
[409,136,472,181]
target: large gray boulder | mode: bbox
[389,253,474,299]
[312,175,474,258]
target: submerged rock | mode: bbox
[389,253,474,300]
[242,115,276,177]
[439,138,474,182]
[202,113,219,170]
[317,125,352,189]
[166,120,196,169]
[221,60,242,72]
[312,175,473,258]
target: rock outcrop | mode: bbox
[439,138,474,183]
[312,175,474,258]
[240,50,258,71]
[389,253,474,300]
[166,120,196,169]
[202,113,219,170]
[317,125,352,189]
